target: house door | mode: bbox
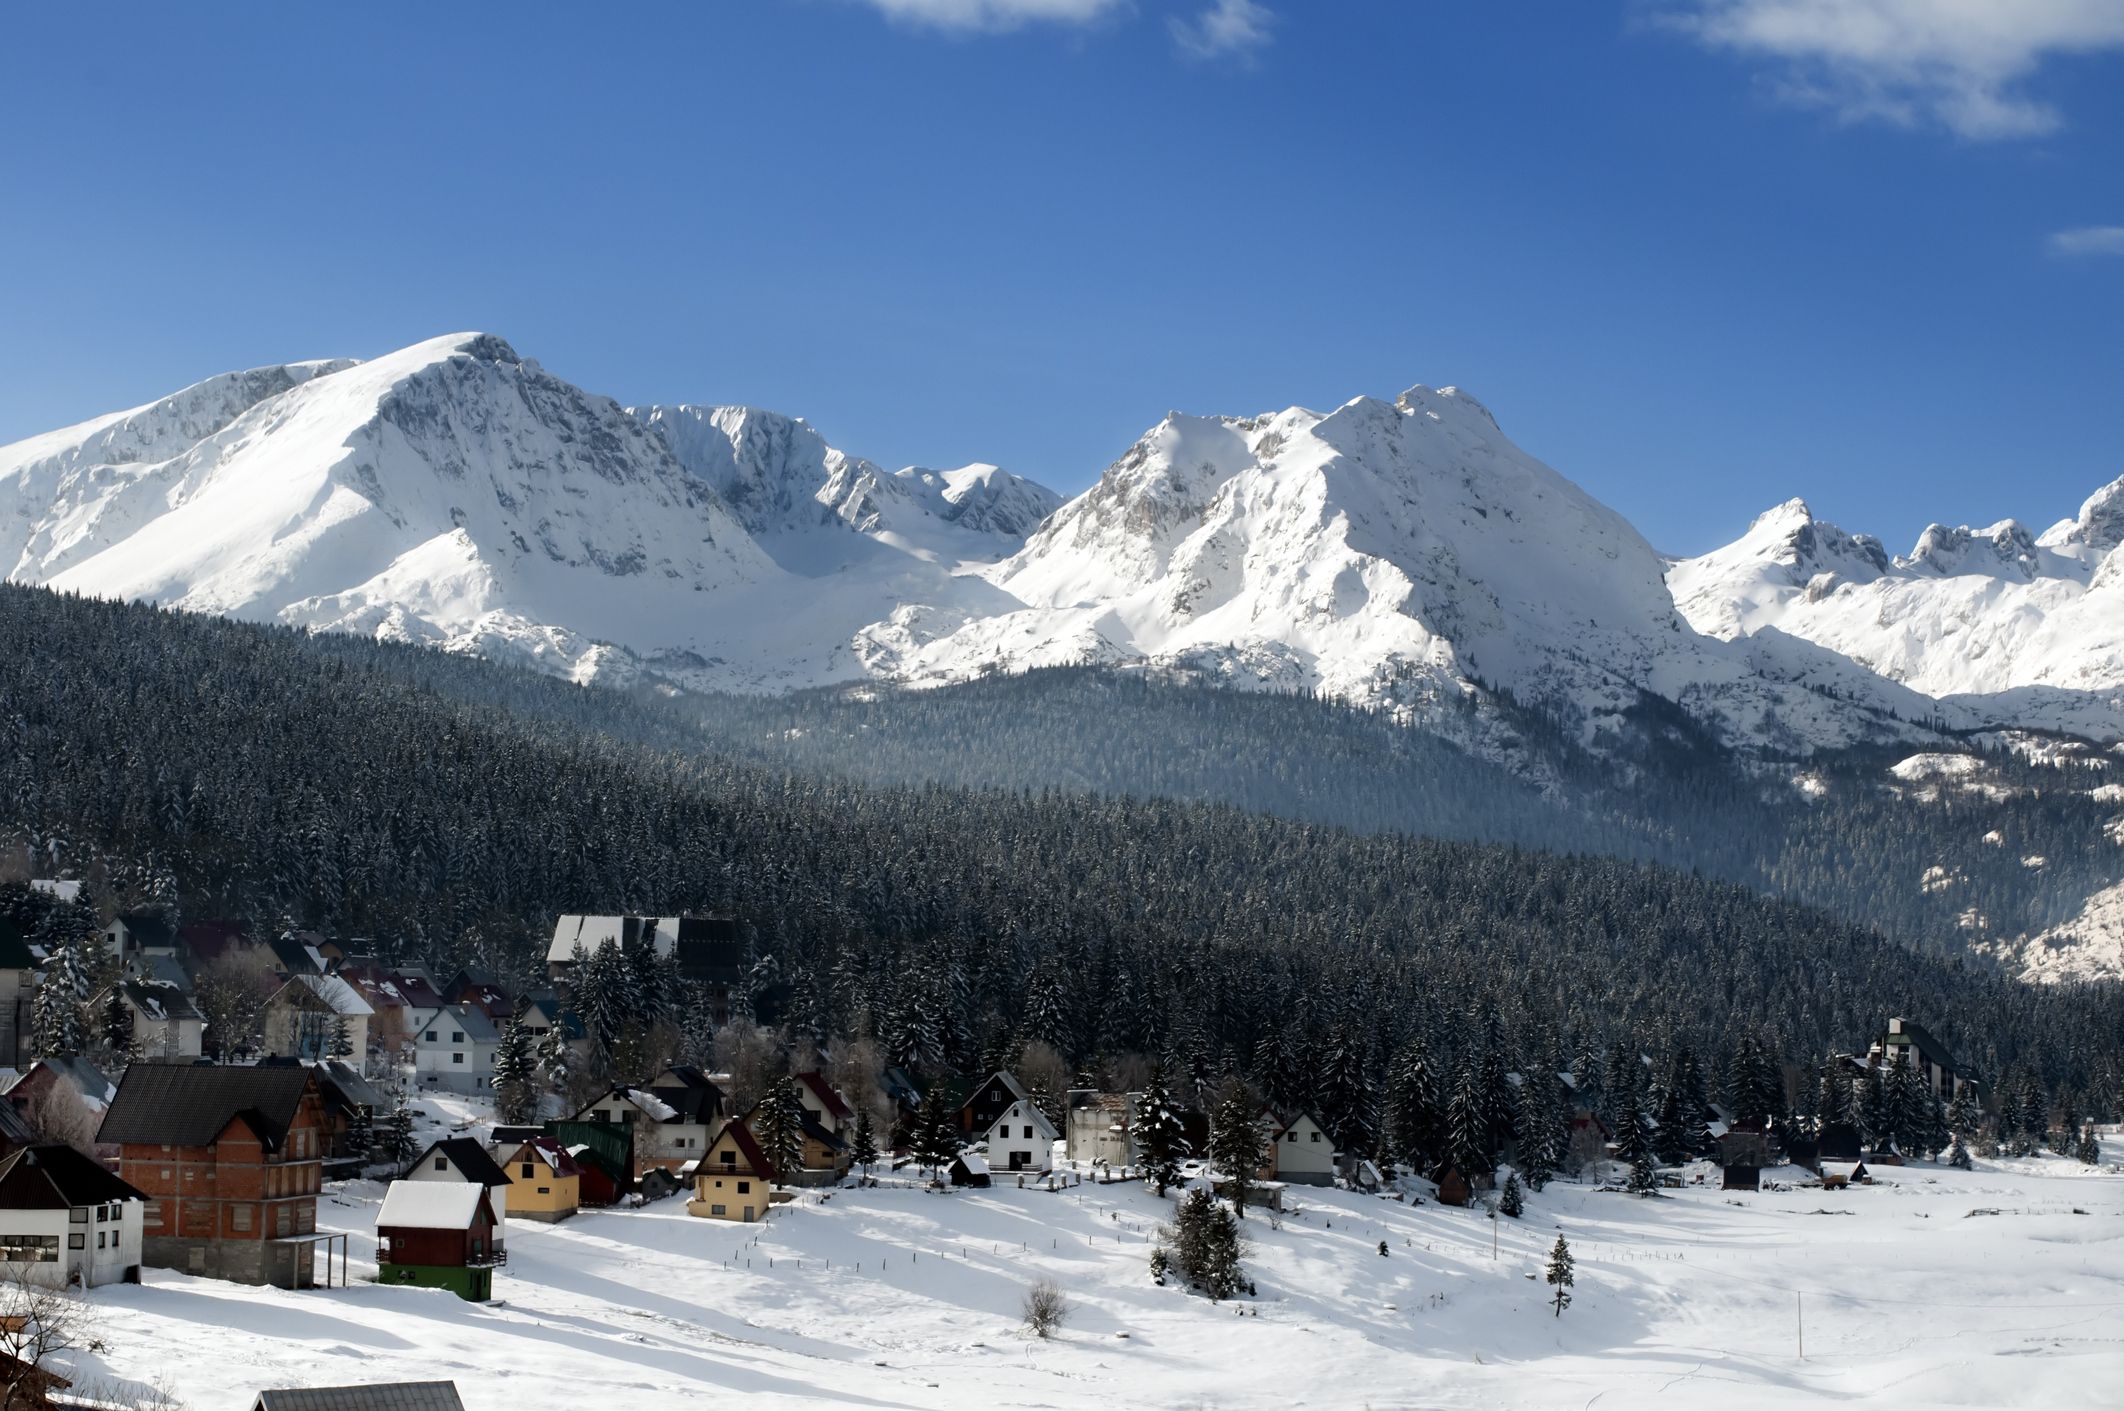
[1009,1151,1029,1171]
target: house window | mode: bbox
[232,1205,252,1232]
[536,1187,551,1196]
[426,1031,438,1042]
[1023,1126,1033,1138]
[1309,1132,1320,1142]
[67,1234,84,1250]
[69,1209,87,1224]
[711,1204,727,1216]
[435,1157,449,1171]
[276,1205,291,1236]
[737,1181,751,1194]
[452,1032,464,1043]
[0,1236,57,1262]
[452,1053,465,1064]
[522,1164,535,1179]
[720,1150,736,1166]
[96,1232,106,1249]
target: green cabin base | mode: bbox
[378,1263,493,1302]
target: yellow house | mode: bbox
[498,1137,581,1222]
[686,1122,772,1222]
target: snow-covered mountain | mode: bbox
[1671,485,2124,738]
[867,385,1933,755]
[2,329,2109,759]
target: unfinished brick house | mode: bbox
[95,1063,329,1287]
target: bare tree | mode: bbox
[1021,1278,1070,1339]
[0,1262,78,1411]
[17,1078,96,1155]
[192,946,277,1063]
[711,1020,783,1111]
[1016,1039,1070,1126]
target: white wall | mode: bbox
[0,1200,142,1288]
[406,1153,508,1222]
[987,1101,1054,1173]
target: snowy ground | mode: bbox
[55,1124,2124,1411]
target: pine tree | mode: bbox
[100,985,134,1065]
[1946,1086,1978,1142]
[2075,1125,2101,1165]
[344,1103,373,1165]
[754,1074,808,1188]
[492,1015,539,1126]
[1207,1079,1263,1220]
[1447,1059,1491,1179]
[1816,1060,1851,1130]
[1628,1147,1658,1197]
[1385,1040,1444,1176]
[1133,1065,1191,1196]
[380,1100,417,1173]
[1164,1187,1243,1300]
[851,1107,880,1178]
[1545,1235,1575,1317]
[329,1013,354,1061]
[1498,1171,1524,1218]
[31,936,90,1059]
[910,1085,957,1179]
[537,1021,576,1101]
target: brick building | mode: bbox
[95,1063,328,1287]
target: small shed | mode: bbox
[1435,1166,1472,1208]
[376,1181,502,1302]
[1718,1129,1769,1192]
[948,1151,991,1188]
[1819,1160,1870,1190]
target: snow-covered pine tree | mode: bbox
[1207,1079,1263,1219]
[1447,1058,1489,1179]
[1386,1039,1444,1177]
[30,935,90,1059]
[851,1106,880,1178]
[329,1013,354,1061]
[345,1103,373,1165]
[1816,1059,1851,1130]
[755,1074,808,1188]
[537,1020,576,1103]
[380,1100,417,1173]
[1946,1085,1978,1142]
[2075,1124,2101,1165]
[1164,1186,1243,1300]
[1546,1235,1574,1317]
[1133,1065,1190,1196]
[909,1085,957,1179]
[100,984,134,1065]
[492,1014,538,1126]
[1499,1171,1524,1217]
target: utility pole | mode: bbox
[1797,1291,1804,1360]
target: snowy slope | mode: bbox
[1672,486,2124,738]
[875,386,1931,753]
[66,1143,2124,1411]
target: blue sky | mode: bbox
[2,0,2119,553]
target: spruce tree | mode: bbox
[910,1085,957,1179]
[851,1107,880,1179]
[492,1015,539,1126]
[1499,1171,1524,1218]
[1385,1040,1443,1176]
[1133,1065,1190,1196]
[1546,1235,1574,1317]
[380,1100,418,1173]
[31,936,89,1059]
[2075,1125,2101,1165]
[1207,1079,1263,1219]
[100,985,134,1064]
[344,1103,373,1164]
[754,1074,808,1188]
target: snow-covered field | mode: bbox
[59,1134,2124,1410]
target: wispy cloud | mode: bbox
[2049,226,2124,258]
[1170,0,1274,61]
[853,0,1126,32]
[1661,1,2124,139]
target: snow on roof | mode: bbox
[953,1151,990,1176]
[378,1180,485,1229]
[284,973,375,1017]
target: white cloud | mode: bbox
[1169,0,1275,60]
[2049,226,2124,257]
[854,0,1125,32]
[1665,1,2124,139]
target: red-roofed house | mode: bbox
[685,1122,772,1222]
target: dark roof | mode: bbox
[800,1114,847,1152]
[314,1060,387,1115]
[97,1064,315,1149]
[415,1137,511,1188]
[267,935,326,975]
[796,1071,854,1123]
[0,1144,147,1208]
[0,918,32,972]
[120,977,204,1024]
[252,1383,465,1411]
[718,1119,773,1177]
[669,918,743,985]
[646,1084,721,1125]
[111,913,179,949]
[0,1097,35,1151]
[655,1063,717,1091]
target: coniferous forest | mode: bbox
[2,583,2121,1137]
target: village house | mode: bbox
[983,1095,1058,1174]
[101,912,178,963]
[97,1063,329,1287]
[105,977,205,1060]
[302,1059,388,1162]
[375,1180,503,1302]
[685,1122,773,1222]
[0,1143,147,1287]
[545,914,747,1021]
[261,974,375,1073]
[794,1070,855,1138]
[406,1137,512,1223]
[1065,1089,1137,1166]
[956,1071,1030,1137]
[252,1382,466,1411]
[1873,1018,1976,1102]
[1254,1107,1337,1187]
[8,1057,119,1164]
[737,1101,851,1186]
[497,1136,581,1222]
[441,968,513,1022]
[412,1002,499,1093]
[570,1080,721,1178]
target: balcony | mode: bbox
[467,1242,507,1269]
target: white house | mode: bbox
[112,977,205,1060]
[0,1143,147,1287]
[261,974,374,1074]
[1260,1108,1336,1187]
[571,1082,721,1177]
[984,1097,1058,1174]
[406,1137,512,1223]
[412,1003,499,1093]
